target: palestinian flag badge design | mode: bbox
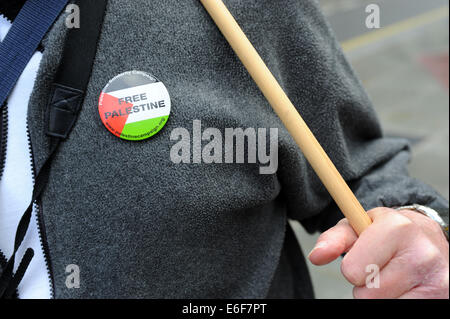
[98,71,171,141]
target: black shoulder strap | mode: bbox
[0,0,108,299]
[47,0,108,139]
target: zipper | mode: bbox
[0,104,8,273]
[0,104,55,298]
[0,250,18,298]
[0,249,18,298]
[26,124,55,298]
[0,103,19,299]
[0,104,8,181]
[0,250,18,299]
[0,250,7,269]
[1,10,54,298]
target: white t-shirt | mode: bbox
[0,14,51,299]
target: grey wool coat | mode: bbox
[12,0,449,298]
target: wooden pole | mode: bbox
[200,0,372,235]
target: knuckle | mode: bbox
[367,207,392,218]
[418,245,441,267]
[409,244,442,280]
[341,258,364,286]
[369,207,392,214]
[337,218,349,226]
[390,213,417,233]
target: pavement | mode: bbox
[292,0,449,299]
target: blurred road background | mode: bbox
[292,0,449,299]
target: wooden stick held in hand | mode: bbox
[200,0,372,235]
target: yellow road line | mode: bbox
[341,5,449,52]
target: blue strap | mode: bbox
[0,0,68,108]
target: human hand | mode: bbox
[308,207,449,298]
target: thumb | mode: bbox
[308,219,358,265]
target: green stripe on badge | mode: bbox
[119,115,169,141]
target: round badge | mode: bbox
[98,70,171,141]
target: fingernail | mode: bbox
[308,241,328,258]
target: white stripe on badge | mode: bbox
[107,82,171,124]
